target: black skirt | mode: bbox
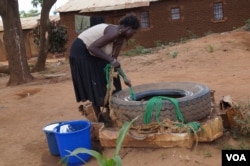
[69,38,121,107]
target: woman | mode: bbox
[69,13,140,123]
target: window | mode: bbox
[171,7,180,20]
[140,11,150,28]
[213,2,223,21]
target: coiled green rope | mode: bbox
[143,96,200,133]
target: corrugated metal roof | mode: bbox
[0,15,59,32]
[56,0,159,13]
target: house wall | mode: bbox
[59,0,250,57]
[59,12,78,58]
[0,30,38,62]
[136,0,250,47]
[0,32,7,61]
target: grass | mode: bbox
[214,100,250,151]
[121,45,151,56]
[166,50,178,58]
[232,100,250,137]
[203,151,212,157]
[207,45,214,53]
[245,18,250,31]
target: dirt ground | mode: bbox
[0,28,250,166]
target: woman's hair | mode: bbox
[119,13,140,30]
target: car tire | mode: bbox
[111,82,212,125]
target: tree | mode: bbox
[0,0,33,85]
[31,0,57,72]
[32,20,68,55]
[19,9,40,18]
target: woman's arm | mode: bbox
[112,38,124,59]
[88,25,119,63]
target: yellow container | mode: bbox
[197,116,224,142]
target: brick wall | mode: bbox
[135,0,250,47]
[59,0,250,56]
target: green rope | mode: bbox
[129,87,136,101]
[143,96,200,133]
[104,64,136,100]
[116,68,136,101]
[175,121,201,133]
[144,96,184,124]
[104,64,112,91]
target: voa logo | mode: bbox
[226,154,246,161]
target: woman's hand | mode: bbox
[115,67,131,87]
[110,58,120,68]
[124,79,132,87]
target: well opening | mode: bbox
[133,89,186,101]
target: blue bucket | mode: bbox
[55,120,92,166]
[43,121,65,156]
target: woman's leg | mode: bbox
[92,105,105,122]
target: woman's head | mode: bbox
[119,13,140,39]
[119,13,140,30]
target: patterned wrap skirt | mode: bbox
[69,38,122,107]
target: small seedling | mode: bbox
[208,45,214,53]
[203,151,212,157]
[60,116,138,166]
[166,51,178,58]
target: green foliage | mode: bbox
[232,101,250,137]
[204,30,213,36]
[203,151,212,157]
[32,21,68,54]
[32,26,40,47]
[134,45,150,54]
[179,37,188,44]
[60,117,138,166]
[121,45,151,56]
[220,138,250,150]
[127,38,136,47]
[31,0,43,8]
[245,18,250,31]
[207,45,214,53]
[48,22,68,53]
[222,143,236,150]
[187,30,198,39]
[19,10,40,18]
[166,50,178,58]
[154,40,163,47]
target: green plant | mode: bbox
[204,30,213,36]
[161,153,167,160]
[245,18,250,31]
[127,38,136,47]
[121,45,150,56]
[154,40,163,47]
[232,100,250,137]
[187,30,198,39]
[32,20,68,54]
[203,151,212,157]
[222,143,236,150]
[208,45,214,53]
[179,37,188,44]
[48,23,68,53]
[167,50,178,58]
[60,117,138,166]
[239,140,250,150]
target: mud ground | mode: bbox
[0,29,250,166]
